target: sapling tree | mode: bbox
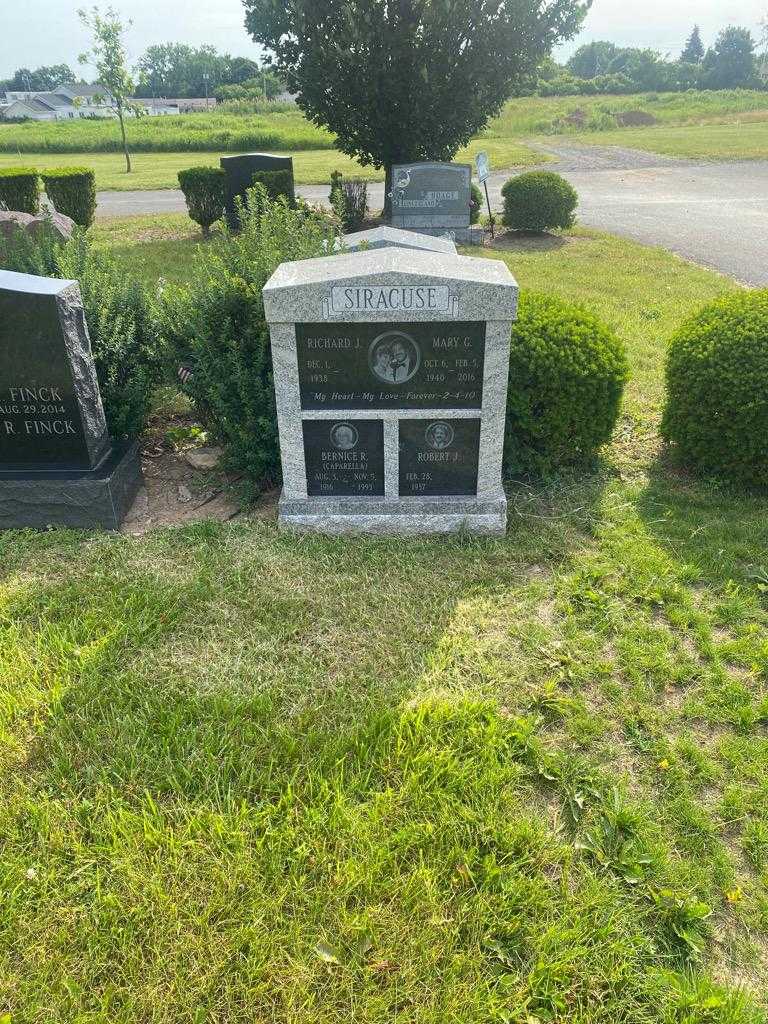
[243,0,590,213]
[78,6,136,173]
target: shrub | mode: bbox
[661,291,768,486]
[0,167,40,214]
[252,168,295,206]
[470,182,484,225]
[341,179,368,231]
[40,167,97,227]
[0,225,160,440]
[504,291,628,477]
[329,170,346,224]
[177,166,226,236]
[160,186,334,489]
[501,171,578,233]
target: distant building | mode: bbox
[0,84,115,120]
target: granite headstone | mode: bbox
[220,152,295,230]
[390,161,483,246]
[0,269,143,530]
[263,247,517,535]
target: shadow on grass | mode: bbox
[3,471,614,806]
[635,456,768,590]
[487,231,569,253]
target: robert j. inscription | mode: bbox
[303,419,384,496]
[297,321,485,410]
[399,418,481,497]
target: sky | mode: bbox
[1,0,766,81]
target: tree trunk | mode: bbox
[118,106,132,173]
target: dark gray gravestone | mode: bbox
[220,152,295,229]
[391,162,472,230]
[0,269,143,530]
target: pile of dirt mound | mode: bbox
[615,110,658,127]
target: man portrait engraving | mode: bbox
[425,421,455,450]
[368,331,421,384]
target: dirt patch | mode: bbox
[615,110,658,128]
[121,443,278,536]
[487,230,568,253]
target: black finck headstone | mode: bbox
[0,269,143,530]
[220,152,295,230]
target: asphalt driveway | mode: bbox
[96,143,768,285]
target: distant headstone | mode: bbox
[220,152,295,230]
[0,269,143,530]
[390,161,483,245]
[338,226,457,255]
[264,248,517,535]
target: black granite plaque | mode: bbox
[303,419,384,497]
[297,322,485,410]
[0,275,109,471]
[220,153,295,229]
[398,418,480,496]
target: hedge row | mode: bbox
[0,166,96,226]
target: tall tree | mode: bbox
[244,0,590,213]
[567,40,617,79]
[702,26,756,89]
[78,6,136,173]
[134,44,249,98]
[1,65,77,92]
[681,25,704,64]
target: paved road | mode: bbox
[96,143,768,285]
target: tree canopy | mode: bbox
[702,26,757,89]
[681,25,704,64]
[567,40,617,79]
[244,0,590,197]
[0,65,77,92]
[134,45,263,98]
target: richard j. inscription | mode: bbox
[398,418,481,496]
[297,321,485,410]
[302,419,385,497]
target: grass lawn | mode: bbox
[576,120,768,162]
[0,138,539,192]
[3,222,768,1021]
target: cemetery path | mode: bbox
[96,146,768,285]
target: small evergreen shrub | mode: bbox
[251,168,295,206]
[341,179,368,231]
[329,170,344,209]
[501,171,578,233]
[0,167,40,214]
[178,166,226,237]
[40,167,96,227]
[161,186,334,489]
[470,182,484,225]
[661,290,768,486]
[0,225,160,439]
[504,291,628,477]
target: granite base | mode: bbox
[0,441,143,531]
[278,490,507,536]
[390,225,485,247]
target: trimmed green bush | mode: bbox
[501,171,578,233]
[252,168,295,206]
[178,166,226,236]
[0,225,160,440]
[41,167,97,227]
[161,186,334,490]
[0,167,40,214]
[504,291,628,477]
[470,182,484,225]
[661,290,768,486]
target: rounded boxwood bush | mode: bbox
[41,167,96,227]
[661,290,768,486]
[178,166,226,236]
[501,171,577,233]
[504,291,629,477]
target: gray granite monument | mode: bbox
[263,247,517,535]
[339,226,457,255]
[390,162,483,246]
[0,269,143,530]
[220,152,295,230]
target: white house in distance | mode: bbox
[0,84,203,120]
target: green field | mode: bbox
[0,138,539,192]
[576,120,768,161]
[4,220,768,1020]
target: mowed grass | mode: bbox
[576,120,768,161]
[0,142,538,192]
[3,222,768,1020]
